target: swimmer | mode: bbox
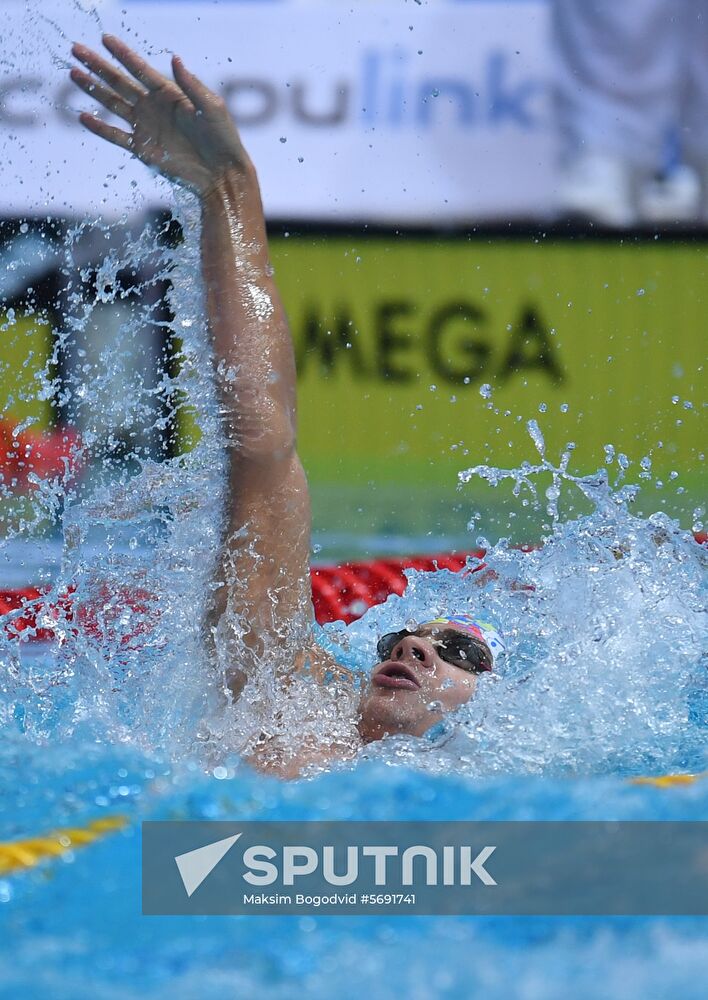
[69,37,503,777]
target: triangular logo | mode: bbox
[174,833,242,897]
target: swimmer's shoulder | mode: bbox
[225,639,356,702]
[245,734,361,780]
[236,641,362,779]
[299,642,358,688]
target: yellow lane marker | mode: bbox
[0,815,128,875]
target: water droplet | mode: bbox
[526,419,545,457]
[479,383,492,399]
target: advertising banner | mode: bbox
[2,0,554,222]
[271,234,704,492]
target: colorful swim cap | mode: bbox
[425,614,505,665]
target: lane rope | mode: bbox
[0,815,127,875]
[630,773,705,788]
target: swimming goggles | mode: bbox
[376,626,493,674]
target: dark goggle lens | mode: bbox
[376,630,406,662]
[437,634,490,673]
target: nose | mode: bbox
[390,635,437,669]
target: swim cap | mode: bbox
[425,614,505,665]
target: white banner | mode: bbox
[1,0,555,222]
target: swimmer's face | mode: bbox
[356,624,490,743]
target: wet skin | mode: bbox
[357,624,485,742]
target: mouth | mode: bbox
[372,663,422,691]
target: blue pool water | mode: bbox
[3,744,708,999]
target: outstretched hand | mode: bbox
[71,35,252,196]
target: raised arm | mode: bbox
[70,36,324,694]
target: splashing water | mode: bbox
[322,435,706,779]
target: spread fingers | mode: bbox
[70,68,133,123]
[71,42,144,102]
[101,34,171,92]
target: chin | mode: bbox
[358,693,432,742]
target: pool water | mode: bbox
[3,743,708,999]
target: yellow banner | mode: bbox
[269,236,705,496]
[0,311,53,428]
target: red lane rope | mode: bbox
[311,549,485,624]
[1,535,705,639]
